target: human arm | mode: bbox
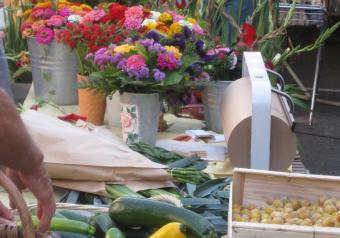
[0,89,55,231]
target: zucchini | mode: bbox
[57,232,88,238]
[105,228,125,238]
[54,212,67,219]
[59,210,94,223]
[18,216,96,236]
[109,198,217,238]
[90,213,116,238]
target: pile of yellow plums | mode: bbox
[232,197,340,227]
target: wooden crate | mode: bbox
[228,168,340,238]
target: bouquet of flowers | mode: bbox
[85,36,210,95]
[20,0,92,45]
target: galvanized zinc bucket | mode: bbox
[120,93,160,145]
[202,80,231,133]
[28,38,79,105]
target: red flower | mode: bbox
[265,60,275,70]
[175,0,188,9]
[101,3,127,24]
[240,23,257,49]
[58,113,87,123]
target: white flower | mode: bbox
[67,15,83,23]
[142,19,157,27]
[229,52,238,70]
[150,11,161,20]
[178,20,194,30]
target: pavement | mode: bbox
[285,23,340,175]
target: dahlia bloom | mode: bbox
[157,53,181,70]
[36,27,54,45]
[47,15,64,27]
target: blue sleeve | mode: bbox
[0,38,13,98]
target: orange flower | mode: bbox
[156,22,170,36]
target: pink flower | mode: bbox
[168,11,185,22]
[36,27,54,45]
[30,8,44,19]
[46,15,64,27]
[31,20,46,33]
[121,112,134,129]
[125,6,144,19]
[157,53,181,70]
[59,7,71,17]
[193,24,204,35]
[124,17,143,30]
[126,55,146,70]
[84,9,105,22]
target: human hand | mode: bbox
[7,164,55,232]
[0,201,14,225]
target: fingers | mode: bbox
[37,201,56,233]
[0,202,14,221]
[0,217,15,225]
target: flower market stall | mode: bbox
[1,0,340,238]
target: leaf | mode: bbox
[194,178,231,198]
[181,198,221,206]
[12,66,31,80]
[163,71,183,86]
[185,183,197,198]
[167,156,200,168]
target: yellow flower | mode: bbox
[114,44,136,54]
[35,2,51,8]
[169,22,183,36]
[156,22,170,36]
[23,9,32,18]
[165,46,182,59]
[80,4,92,11]
[146,22,156,30]
[70,6,83,12]
[187,18,197,24]
[158,12,173,24]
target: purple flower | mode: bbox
[117,59,127,71]
[139,39,154,49]
[153,69,166,81]
[126,66,149,80]
[85,53,94,61]
[173,33,186,51]
[110,53,124,65]
[183,26,192,38]
[36,27,54,45]
[146,31,160,42]
[157,53,181,70]
[149,43,165,54]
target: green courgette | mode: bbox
[18,216,96,236]
[109,197,217,238]
[57,232,88,238]
[105,228,125,238]
[90,213,116,238]
[59,210,94,223]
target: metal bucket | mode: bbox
[120,93,160,145]
[28,38,79,105]
[202,80,232,133]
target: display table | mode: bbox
[0,87,234,206]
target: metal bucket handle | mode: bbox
[266,69,285,91]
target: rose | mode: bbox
[121,112,134,129]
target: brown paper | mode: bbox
[21,111,170,182]
[221,77,296,171]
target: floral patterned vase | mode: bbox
[120,92,160,145]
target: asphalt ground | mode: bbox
[285,21,340,175]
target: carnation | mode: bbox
[193,24,204,35]
[36,27,54,45]
[125,6,144,19]
[124,17,143,30]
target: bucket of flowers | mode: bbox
[55,2,132,125]
[20,0,92,105]
[86,27,210,145]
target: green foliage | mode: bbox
[3,4,32,83]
